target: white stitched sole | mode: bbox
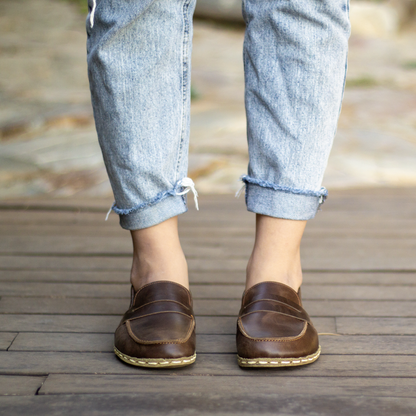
[114,347,196,368]
[238,345,321,368]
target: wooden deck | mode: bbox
[0,188,416,415]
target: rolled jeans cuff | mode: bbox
[243,177,327,221]
[119,195,187,230]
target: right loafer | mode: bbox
[236,281,321,367]
[114,280,196,368]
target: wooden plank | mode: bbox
[39,374,416,398]
[5,217,416,238]
[2,282,415,300]
[1,297,415,317]
[1,351,416,377]
[0,270,127,283]
[0,315,237,335]
[1,208,416,242]
[0,236,235,257]
[336,317,416,335]
[319,334,416,355]
[3,243,416,270]
[0,314,121,334]
[8,333,236,354]
[1,270,415,287]
[0,255,131,271]
[9,333,115,353]
[9,333,416,355]
[301,300,416,318]
[0,333,17,350]
[3,254,416,274]
[0,315,334,335]
[0,297,126,315]
[3,235,416,269]
[0,256,249,273]
[0,282,132,298]
[302,272,416,286]
[299,239,416,270]
[0,375,45,396]
[1,394,415,416]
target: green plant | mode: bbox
[345,75,378,88]
[402,61,416,70]
[61,0,88,15]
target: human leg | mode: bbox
[242,0,350,290]
[237,0,350,367]
[130,217,189,290]
[87,0,196,290]
[86,0,197,367]
[246,215,306,291]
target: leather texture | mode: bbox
[114,281,196,365]
[236,281,320,365]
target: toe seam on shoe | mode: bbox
[126,318,195,345]
[239,309,309,323]
[238,319,308,342]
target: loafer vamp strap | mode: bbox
[240,299,311,323]
[133,282,192,309]
[121,300,193,324]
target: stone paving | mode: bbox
[1,0,416,199]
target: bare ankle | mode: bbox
[245,214,306,292]
[246,253,303,292]
[129,217,189,291]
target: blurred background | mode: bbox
[0,0,415,199]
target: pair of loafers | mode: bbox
[114,280,320,368]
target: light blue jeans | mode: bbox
[86,0,350,230]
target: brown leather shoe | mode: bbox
[114,281,196,368]
[236,281,320,367]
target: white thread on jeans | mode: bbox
[90,0,97,28]
[235,183,245,198]
[176,177,199,210]
[105,205,113,221]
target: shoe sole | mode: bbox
[114,347,196,368]
[237,345,321,368]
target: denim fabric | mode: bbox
[87,0,350,229]
[243,0,350,220]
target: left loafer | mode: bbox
[236,281,321,367]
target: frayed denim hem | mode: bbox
[106,177,198,217]
[105,177,198,230]
[240,175,328,203]
[119,195,188,230]
[239,175,327,221]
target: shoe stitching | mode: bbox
[237,318,308,342]
[126,317,195,345]
[243,297,302,313]
[133,281,191,306]
[242,281,301,306]
[237,346,321,367]
[127,310,193,322]
[239,309,309,323]
[114,347,196,367]
[128,299,191,316]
